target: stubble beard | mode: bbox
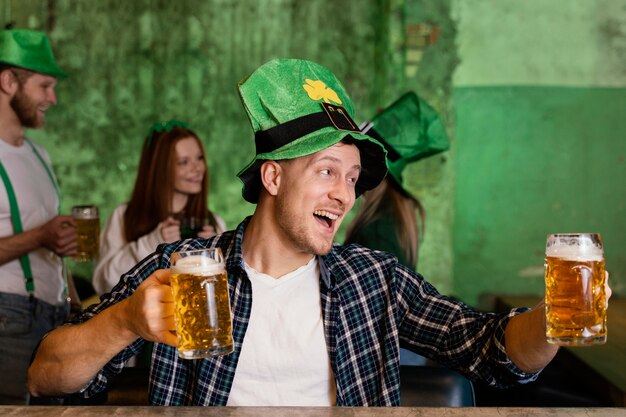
[275,196,334,257]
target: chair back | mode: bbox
[400,365,476,407]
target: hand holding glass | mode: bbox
[179,216,210,239]
[170,248,234,359]
[544,233,607,346]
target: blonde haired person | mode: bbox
[345,92,450,367]
[345,177,424,269]
[345,92,449,270]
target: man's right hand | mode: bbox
[123,268,178,347]
[40,215,77,256]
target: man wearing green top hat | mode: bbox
[29,58,560,406]
[0,29,77,404]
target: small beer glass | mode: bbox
[544,233,607,346]
[179,216,209,239]
[71,205,99,262]
[170,248,234,359]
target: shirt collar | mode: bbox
[225,217,250,275]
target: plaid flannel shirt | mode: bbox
[74,217,538,405]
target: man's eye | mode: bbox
[321,169,331,175]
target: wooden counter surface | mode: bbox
[1,406,625,417]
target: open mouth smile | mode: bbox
[313,209,340,230]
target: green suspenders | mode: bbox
[0,139,61,294]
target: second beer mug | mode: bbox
[170,248,234,359]
[72,205,99,262]
[544,233,607,346]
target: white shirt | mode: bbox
[227,257,336,406]
[0,138,64,305]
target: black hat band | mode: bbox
[254,103,360,155]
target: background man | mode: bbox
[28,58,558,406]
[0,29,77,404]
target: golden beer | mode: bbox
[170,249,233,359]
[72,205,99,262]
[544,233,606,346]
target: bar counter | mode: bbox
[1,407,625,417]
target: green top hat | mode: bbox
[237,58,387,203]
[0,29,66,78]
[362,91,449,196]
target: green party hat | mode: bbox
[0,29,66,78]
[237,58,387,203]
[362,92,449,195]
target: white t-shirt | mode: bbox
[0,138,64,305]
[227,257,336,406]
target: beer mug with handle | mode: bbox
[544,233,607,346]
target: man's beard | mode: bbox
[10,86,43,128]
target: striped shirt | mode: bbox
[74,217,538,405]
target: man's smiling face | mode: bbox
[10,71,58,128]
[273,142,361,256]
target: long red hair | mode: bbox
[123,127,217,242]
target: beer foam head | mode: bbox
[546,234,603,261]
[172,254,225,275]
[72,205,99,219]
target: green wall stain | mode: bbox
[453,0,626,87]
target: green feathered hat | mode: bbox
[361,91,449,196]
[0,29,66,78]
[237,58,387,203]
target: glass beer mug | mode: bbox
[544,233,607,346]
[170,248,234,359]
[72,205,100,262]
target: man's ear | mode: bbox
[259,160,282,196]
[0,69,18,96]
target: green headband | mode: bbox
[146,119,189,145]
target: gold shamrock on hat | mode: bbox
[303,79,342,104]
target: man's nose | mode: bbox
[329,178,353,206]
[47,89,57,105]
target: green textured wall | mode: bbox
[452,0,626,305]
[454,87,626,305]
[3,0,457,289]
[9,1,621,305]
